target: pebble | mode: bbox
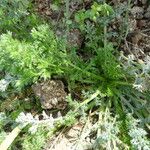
[147,6,150,12]
[137,20,146,28]
[131,31,143,45]
[144,12,150,18]
[129,19,137,31]
[140,0,147,5]
[131,6,144,19]
[144,6,150,19]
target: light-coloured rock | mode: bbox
[131,6,144,19]
[144,6,150,19]
[32,80,67,109]
[129,18,137,32]
[144,12,150,18]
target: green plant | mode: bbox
[0,111,54,150]
[93,108,129,150]
[126,114,150,150]
[72,2,150,126]
[0,0,42,39]
[65,3,130,96]
[22,127,48,150]
[0,24,68,89]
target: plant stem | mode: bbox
[0,124,26,150]
[113,80,132,86]
[75,90,101,111]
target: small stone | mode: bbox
[45,10,51,16]
[32,80,67,109]
[131,6,144,19]
[129,19,137,31]
[147,6,150,12]
[140,0,147,5]
[144,10,150,19]
[67,124,83,138]
[131,31,143,45]
[38,4,44,9]
[86,137,91,142]
[137,20,146,28]
[144,6,150,19]
[56,28,83,48]
[138,59,144,64]
[132,0,138,5]
[112,0,120,5]
[67,29,83,48]
[131,7,144,15]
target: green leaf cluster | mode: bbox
[95,43,123,80]
[0,25,67,88]
[0,0,41,39]
[22,127,48,150]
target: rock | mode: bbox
[140,0,147,5]
[144,12,150,18]
[32,80,67,109]
[67,29,83,48]
[67,124,83,138]
[129,31,143,45]
[112,0,120,5]
[56,28,83,48]
[137,20,146,28]
[45,10,51,16]
[144,6,150,19]
[147,6,150,12]
[69,1,82,12]
[131,6,144,19]
[132,0,138,5]
[128,18,137,32]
